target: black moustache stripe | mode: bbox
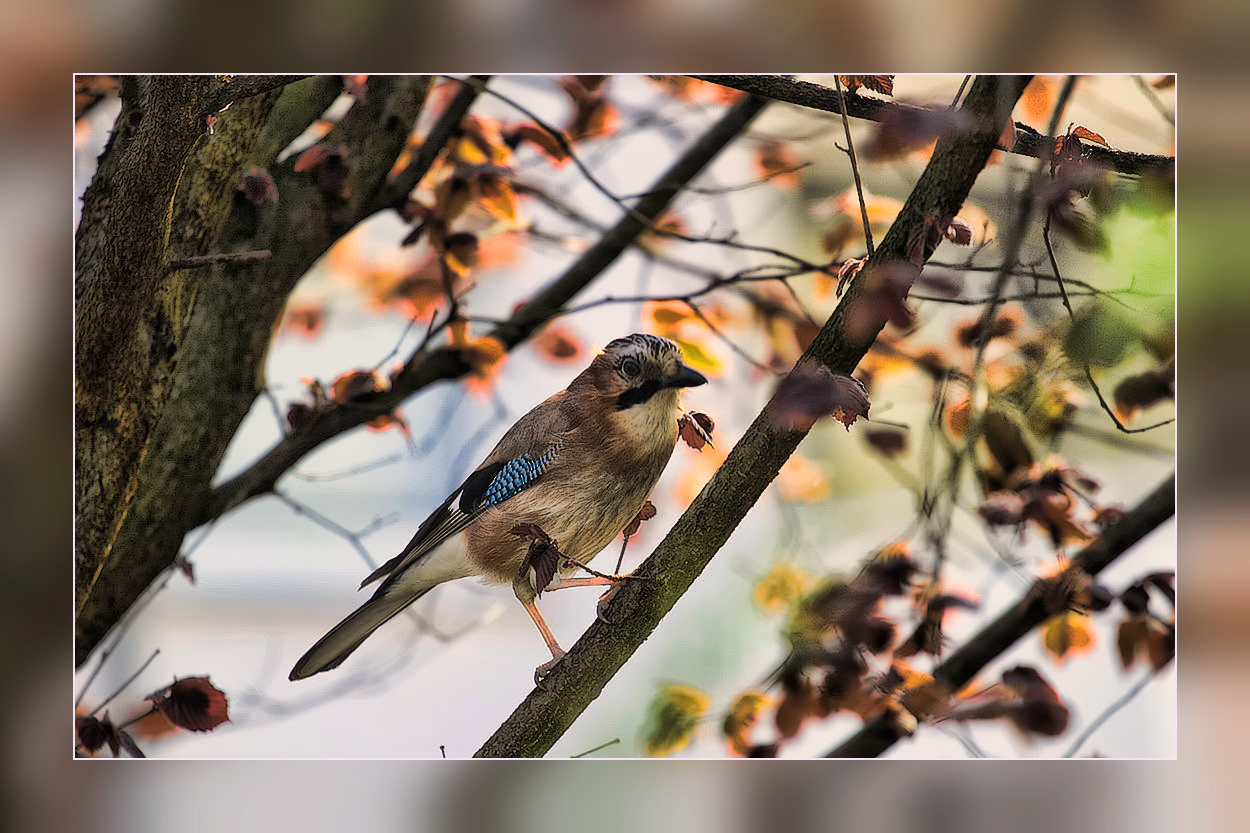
[616,380,662,410]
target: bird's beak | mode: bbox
[664,363,708,389]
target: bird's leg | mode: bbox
[513,574,567,684]
[548,556,659,623]
[542,574,628,624]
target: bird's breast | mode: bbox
[465,439,677,583]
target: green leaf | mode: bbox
[1063,300,1141,369]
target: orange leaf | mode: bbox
[1020,76,1057,124]
[838,75,895,96]
[475,171,519,222]
[531,324,586,365]
[1070,125,1110,148]
[753,139,803,189]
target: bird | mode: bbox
[289,333,707,681]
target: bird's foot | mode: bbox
[595,580,627,624]
[534,649,566,687]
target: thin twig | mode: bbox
[1132,75,1175,127]
[273,489,380,571]
[166,250,271,271]
[950,75,973,109]
[1042,210,1174,435]
[1063,669,1162,757]
[571,738,622,758]
[89,649,160,717]
[834,76,874,258]
[1083,367,1175,434]
[687,301,776,374]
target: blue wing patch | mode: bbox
[481,446,559,508]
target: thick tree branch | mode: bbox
[825,472,1175,758]
[75,77,281,616]
[474,75,1031,758]
[206,75,311,113]
[693,75,1173,178]
[75,77,430,665]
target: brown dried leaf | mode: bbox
[678,411,715,451]
[1008,696,1071,737]
[623,500,657,539]
[774,678,819,740]
[175,555,196,585]
[1069,125,1111,149]
[507,123,570,165]
[862,104,966,162]
[1113,367,1174,422]
[513,524,562,594]
[76,714,115,755]
[510,522,553,545]
[770,366,870,431]
[836,255,867,297]
[838,75,895,96]
[293,143,351,199]
[865,427,907,458]
[146,676,230,733]
[331,370,381,404]
[532,324,586,364]
[1116,616,1148,669]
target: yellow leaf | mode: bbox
[753,562,814,614]
[1042,611,1095,663]
[672,337,723,377]
[644,300,693,332]
[723,692,771,756]
[644,684,710,757]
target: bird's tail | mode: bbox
[289,588,430,681]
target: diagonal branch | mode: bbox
[825,472,1175,758]
[198,92,773,525]
[474,75,1032,758]
[693,75,1174,177]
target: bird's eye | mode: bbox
[620,357,641,378]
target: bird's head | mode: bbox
[574,333,707,427]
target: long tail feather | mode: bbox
[289,589,429,681]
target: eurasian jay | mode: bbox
[289,333,707,681]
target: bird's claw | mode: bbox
[595,581,625,624]
[533,650,566,687]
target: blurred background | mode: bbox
[4,0,1241,827]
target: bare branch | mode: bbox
[693,75,1173,177]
